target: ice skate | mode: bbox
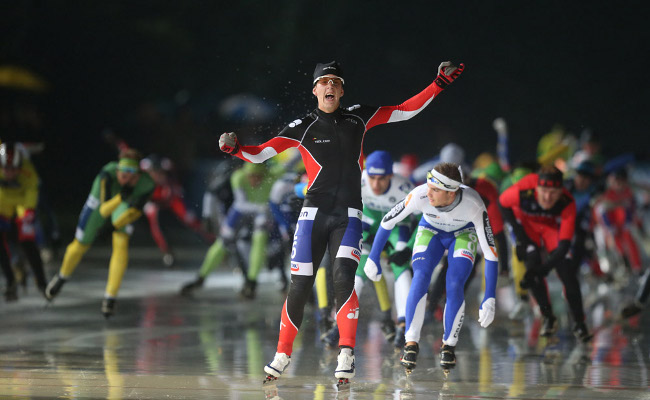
[318,309,333,341]
[440,344,456,373]
[4,283,18,302]
[101,298,116,318]
[393,323,406,349]
[179,276,204,296]
[263,352,290,383]
[45,274,66,301]
[380,318,396,342]
[240,278,257,300]
[335,348,354,386]
[621,301,643,319]
[573,322,593,343]
[540,315,558,337]
[401,343,419,374]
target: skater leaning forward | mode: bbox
[365,162,498,373]
[218,59,464,384]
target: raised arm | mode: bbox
[219,130,300,164]
[365,62,464,131]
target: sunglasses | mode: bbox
[315,77,344,87]
[118,166,139,174]
[426,171,456,190]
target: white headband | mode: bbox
[427,168,462,192]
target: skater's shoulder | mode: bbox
[100,161,119,174]
[391,174,414,194]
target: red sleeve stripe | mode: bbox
[298,146,322,189]
[239,136,299,163]
[366,81,443,131]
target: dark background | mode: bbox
[1,1,648,215]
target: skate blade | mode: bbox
[442,368,451,378]
[263,375,279,384]
[404,367,414,376]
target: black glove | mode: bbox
[520,268,542,290]
[545,240,571,266]
[120,185,134,199]
[383,240,394,252]
[538,261,555,277]
[388,248,412,266]
[515,241,533,261]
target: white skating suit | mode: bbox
[368,184,498,345]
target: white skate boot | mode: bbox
[335,348,355,386]
[263,352,290,383]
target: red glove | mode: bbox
[434,61,465,88]
[219,132,240,154]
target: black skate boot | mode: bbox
[240,278,257,300]
[573,322,593,343]
[440,344,456,370]
[380,317,396,342]
[400,343,419,373]
[101,298,116,319]
[180,276,204,296]
[45,274,66,301]
[621,301,643,319]
[540,315,558,337]
[318,308,333,341]
[4,283,18,302]
[393,322,406,349]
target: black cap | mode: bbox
[313,61,344,85]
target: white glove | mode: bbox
[219,132,240,154]
[478,297,496,328]
[364,257,382,282]
[492,118,508,136]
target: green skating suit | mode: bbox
[355,170,416,321]
[58,162,155,298]
[198,163,284,282]
[75,162,155,244]
[358,170,416,279]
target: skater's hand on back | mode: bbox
[219,132,240,154]
[478,297,495,328]
[364,257,382,282]
[434,61,464,88]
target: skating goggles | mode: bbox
[427,169,461,192]
[313,76,344,86]
[118,158,140,174]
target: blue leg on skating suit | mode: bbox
[404,234,445,343]
[442,247,474,346]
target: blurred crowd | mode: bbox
[1,117,648,331]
